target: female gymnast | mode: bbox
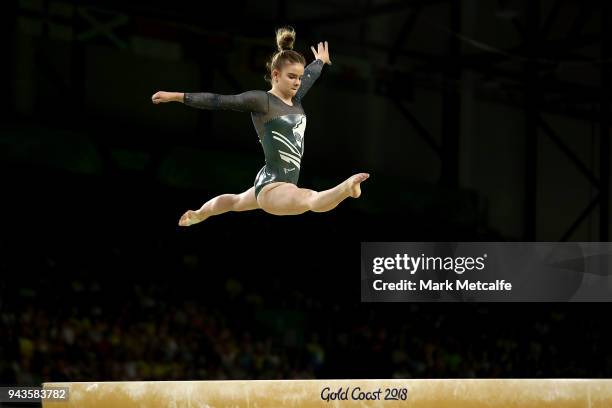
[152,27,369,226]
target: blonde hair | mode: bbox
[265,26,306,83]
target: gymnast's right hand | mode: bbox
[151,91,181,104]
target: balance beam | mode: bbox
[42,379,612,407]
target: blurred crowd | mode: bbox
[2,267,609,384]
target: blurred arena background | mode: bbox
[2,0,612,384]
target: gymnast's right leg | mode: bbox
[257,173,370,216]
[178,187,259,226]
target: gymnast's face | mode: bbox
[273,62,305,97]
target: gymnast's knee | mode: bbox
[307,190,327,209]
[219,194,240,210]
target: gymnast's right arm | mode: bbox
[151,90,268,113]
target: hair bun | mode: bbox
[276,26,296,51]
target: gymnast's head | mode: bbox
[266,26,306,97]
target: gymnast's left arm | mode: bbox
[294,41,332,101]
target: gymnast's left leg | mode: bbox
[256,173,369,216]
[178,187,259,226]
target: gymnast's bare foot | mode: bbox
[345,173,370,198]
[178,210,208,227]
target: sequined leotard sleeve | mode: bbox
[183,90,269,113]
[294,59,324,101]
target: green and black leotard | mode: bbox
[183,59,325,198]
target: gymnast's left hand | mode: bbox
[311,41,332,65]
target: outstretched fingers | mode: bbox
[310,41,331,65]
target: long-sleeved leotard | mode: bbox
[183,59,325,198]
